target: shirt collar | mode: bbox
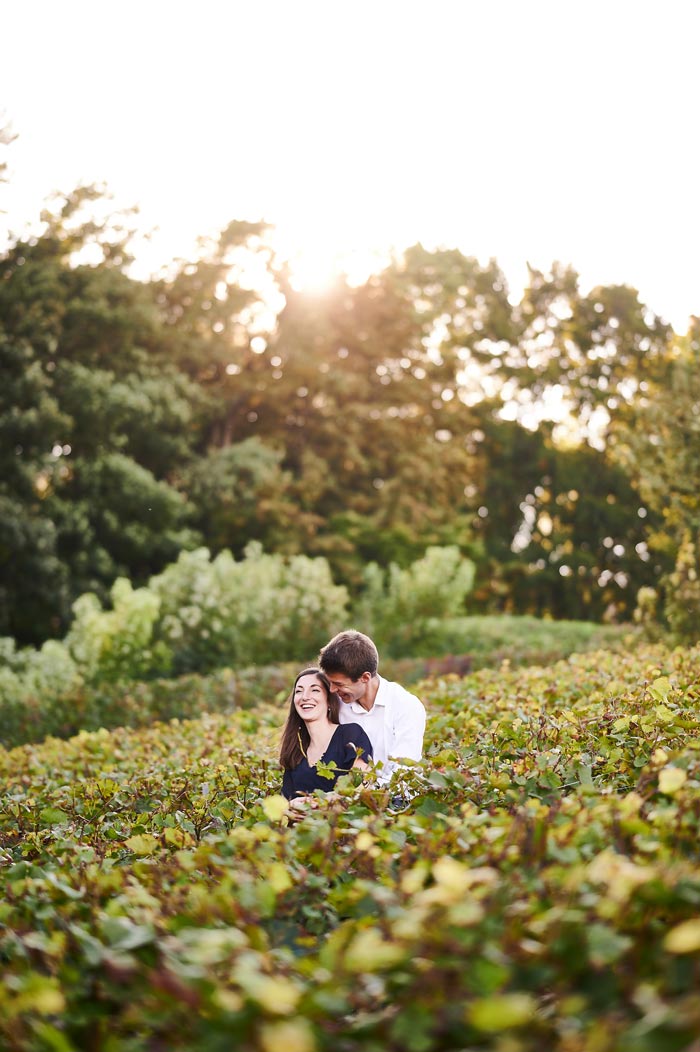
[348,678,387,712]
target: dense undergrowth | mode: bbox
[2,638,700,1049]
[0,616,628,750]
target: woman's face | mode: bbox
[293,673,329,723]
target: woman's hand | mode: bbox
[285,791,344,823]
[285,795,315,823]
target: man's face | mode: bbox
[326,671,370,705]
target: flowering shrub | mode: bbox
[356,545,476,655]
[150,542,349,672]
[65,577,171,682]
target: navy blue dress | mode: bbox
[282,723,373,800]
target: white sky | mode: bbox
[2,0,699,329]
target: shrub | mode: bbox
[150,542,349,672]
[65,577,172,682]
[356,545,476,656]
[2,641,700,1049]
[663,531,700,644]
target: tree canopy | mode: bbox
[0,182,692,645]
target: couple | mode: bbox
[279,629,426,805]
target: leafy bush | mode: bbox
[356,545,476,656]
[0,542,348,741]
[65,577,172,682]
[409,613,630,668]
[1,641,700,1049]
[150,542,349,672]
[0,663,297,750]
[663,531,700,644]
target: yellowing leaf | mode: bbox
[262,795,289,822]
[14,976,66,1015]
[649,676,672,702]
[355,831,375,852]
[213,989,244,1013]
[658,767,687,795]
[124,834,159,855]
[419,859,498,906]
[343,929,405,973]
[259,1019,316,1052]
[235,971,301,1014]
[179,927,247,965]
[467,993,535,1031]
[259,976,301,1014]
[434,858,497,892]
[164,827,195,848]
[587,850,653,903]
[268,862,293,894]
[664,918,700,954]
[618,791,644,816]
[400,862,429,895]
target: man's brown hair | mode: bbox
[319,630,379,680]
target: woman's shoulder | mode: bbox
[337,721,373,752]
[338,720,367,738]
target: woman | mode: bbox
[280,667,373,801]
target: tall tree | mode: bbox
[0,188,199,641]
[611,320,700,637]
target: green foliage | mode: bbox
[0,636,80,707]
[0,612,629,751]
[65,577,171,683]
[2,640,700,1049]
[182,437,310,557]
[0,662,291,749]
[150,542,349,673]
[663,532,700,644]
[612,325,700,637]
[1,183,685,641]
[0,196,207,643]
[57,452,196,592]
[0,541,351,744]
[386,614,629,673]
[356,545,476,656]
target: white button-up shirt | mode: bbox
[338,675,426,782]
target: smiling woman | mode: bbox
[279,667,373,801]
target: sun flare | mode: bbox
[280,236,391,295]
[285,247,340,293]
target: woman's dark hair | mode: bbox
[279,667,339,771]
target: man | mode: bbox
[318,629,426,784]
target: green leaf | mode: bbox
[649,676,672,703]
[467,993,536,1031]
[586,923,632,965]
